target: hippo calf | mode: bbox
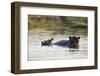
[53,36,80,48]
[41,38,53,46]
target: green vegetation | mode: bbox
[71,24,87,29]
[28,15,88,35]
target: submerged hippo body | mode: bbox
[53,40,69,47]
[41,36,80,48]
[53,36,80,48]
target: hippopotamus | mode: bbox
[41,38,53,46]
[53,36,80,48]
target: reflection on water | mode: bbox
[28,29,88,61]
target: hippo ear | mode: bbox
[51,38,53,40]
[69,36,71,39]
[77,37,80,39]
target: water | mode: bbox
[28,29,88,61]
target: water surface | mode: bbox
[28,29,88,61]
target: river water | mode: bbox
[28,29,88,61]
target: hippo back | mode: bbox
[53,40,69,47]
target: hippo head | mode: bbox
[41,38,54,46]
[69,36,80,48]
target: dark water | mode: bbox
[28,29,88,61]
